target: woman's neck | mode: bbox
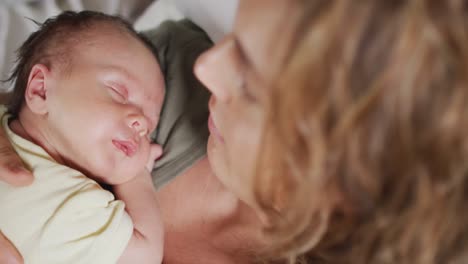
[157,158,268,263]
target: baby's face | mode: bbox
[44,26,165,184]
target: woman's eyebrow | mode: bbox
[234,36,266,100]
[234,35,270,83]
[234,36,254,72]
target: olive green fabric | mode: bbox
[145,20,212,189]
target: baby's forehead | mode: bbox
[62,23,129,50]
[55,24,157,74]
[46,22,129,67]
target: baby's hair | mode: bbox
[4,10,158,117]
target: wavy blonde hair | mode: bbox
[254,0,468,263]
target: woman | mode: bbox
[3,0,468,263]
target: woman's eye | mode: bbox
[239,77,257,103]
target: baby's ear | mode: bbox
[25,64,50,115]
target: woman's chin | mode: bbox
[207,136,229,182]
[206,136,219,168]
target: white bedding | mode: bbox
[134,0,237,42]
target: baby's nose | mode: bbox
[127,114,148,137]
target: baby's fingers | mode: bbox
[145,144,163,171]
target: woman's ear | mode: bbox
[25,64,51,115]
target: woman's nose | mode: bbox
[195,35,242,103]
[126,113,149,137]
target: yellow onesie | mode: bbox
[0,107,133,264]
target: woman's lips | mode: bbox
[208,115,224,143]
[112,139,137,157]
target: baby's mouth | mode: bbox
[112,139,137,157]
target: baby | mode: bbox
[0,11,165,263]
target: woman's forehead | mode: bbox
[235,0,302,81]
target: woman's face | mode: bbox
[195,0,300,206]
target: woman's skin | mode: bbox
[0,0,298,263]
[157,0,299,262]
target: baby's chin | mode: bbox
[90,161,145,185]
[79,147,149,184]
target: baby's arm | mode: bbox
[114,170,164,263]
[114,146,164,264]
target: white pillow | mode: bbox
[134,0,238,42]
[134,0,185,32]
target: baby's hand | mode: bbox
[145,144,162,172]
